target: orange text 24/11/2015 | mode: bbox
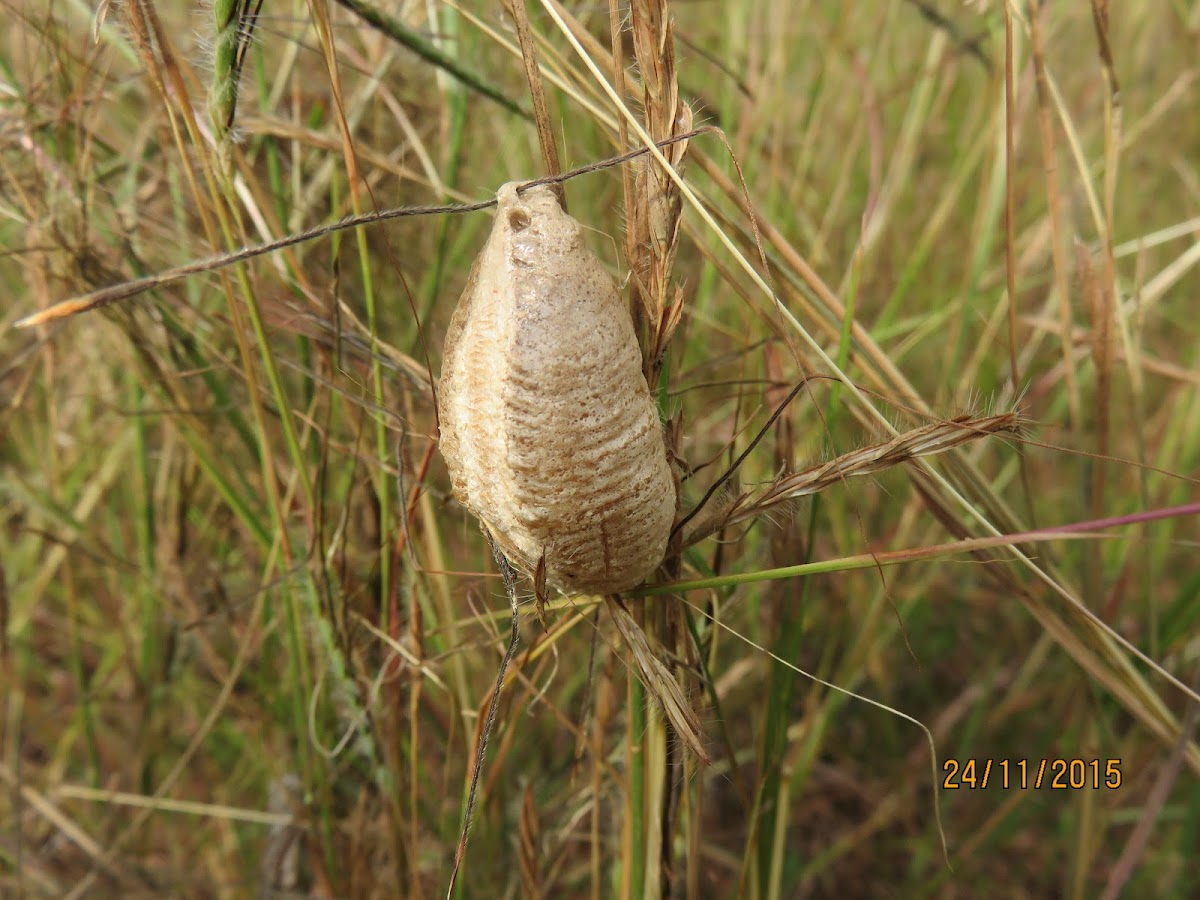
[942,758,1123,790]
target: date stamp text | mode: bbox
[942,758,1122,790]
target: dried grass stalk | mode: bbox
[607,598,708,762]
[627,0,692,377]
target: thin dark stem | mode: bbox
[670,377,811,542]
[14,128,715,330]
[446,529,521,898]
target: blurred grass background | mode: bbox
[2,0,1199,897]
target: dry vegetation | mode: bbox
[2,1,1199,897]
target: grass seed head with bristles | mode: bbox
[627,1,691,382]
[205,0,241,141]
[684,410,1026,546]
[204,0,260,149]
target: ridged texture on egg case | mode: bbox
[438,183,676,595]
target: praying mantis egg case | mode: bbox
[438,182,677,595]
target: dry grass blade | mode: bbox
[508,0,566,210]
[1099,673,1200,900]
[606,598,709,765]
[332,0,529,118]
[0,764,138,889]
[519,782,543,899]
[1029,0,1080,427]
[0,561,8,660]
